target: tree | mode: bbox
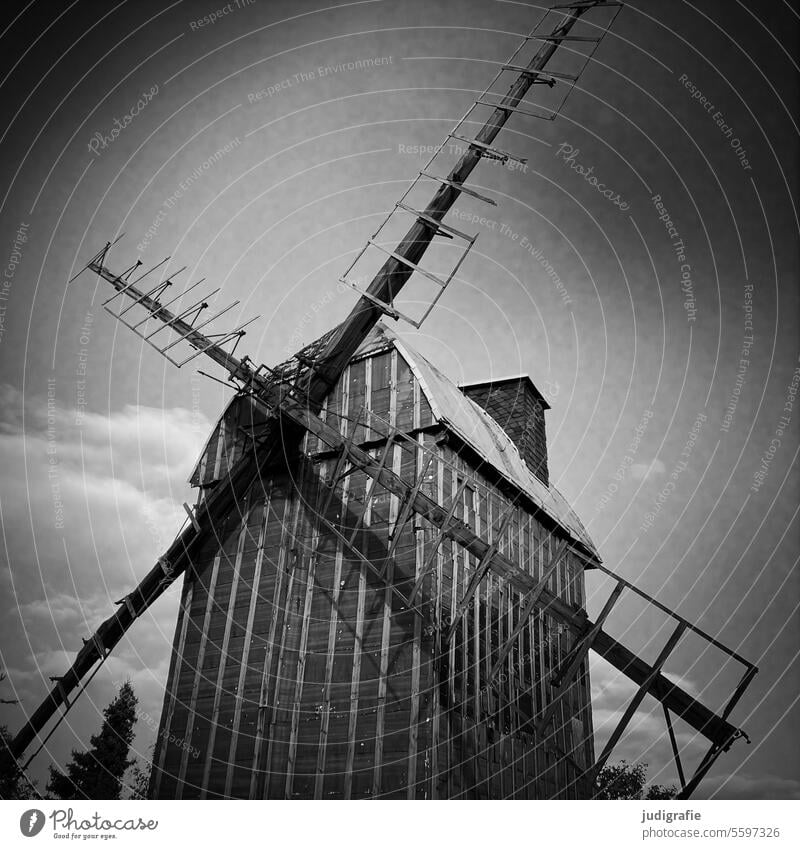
[123,742,154,800]
[47,682,138,800]
[0,725,38,799]
[595,760,677,800]
[645,782,679,800]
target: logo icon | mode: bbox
[19,810,45,838]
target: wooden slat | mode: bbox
[283,512,319,797]
[199,511,250,795]
[489,538,568,681]
[407,514,425,799]
[150,579,194,797]
[343,552,367,799]
[445,503,515,644]
[314,465,346,799]
[176,550,223,797]
[224,500,270,797]
[251,491,298,798]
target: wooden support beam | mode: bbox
[551,580,623,689]
[389,454,432,545]
[663,703,687,793]
[347,437,394,546]
[591,622,688,784]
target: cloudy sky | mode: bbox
[0,0,797,799]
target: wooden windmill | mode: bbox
[8,1,756,799]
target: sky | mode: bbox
[0,0,797,800]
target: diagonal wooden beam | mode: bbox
[445,505,515,644]
[407,477,468,605]
[590,621,688,784]
[663,703,687,793]
[346,436,395,546]
[488,538,568,682]
[535,580,625,741]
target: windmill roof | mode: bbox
[363,324,597,560]
[190,322,598,561]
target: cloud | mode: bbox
[589,656,707,788]
[0,382,211,785]
[701,772,800,800]
[630,459,667,481]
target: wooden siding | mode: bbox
[151,345,593,799]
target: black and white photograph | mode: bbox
[0,0,798,841]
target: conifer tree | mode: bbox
[0,725,37,799]
[47,682,138,800]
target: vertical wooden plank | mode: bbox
[314,461,345,799]
[264,461,312,799]
[407,442,423,798]
[199,507,251,796]
[430,444,444,799]
[250,488,294,798]
[389,348,398,430]
[371,441,400,797]
[211,416,227,481]
[343,551,367,798]
[223,496,270,797]
[284,496,319,797]
[151,576,194,798]
[176,549,222,797]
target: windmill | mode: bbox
[7,0,756,799]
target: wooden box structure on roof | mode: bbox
[151,324,598,799]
